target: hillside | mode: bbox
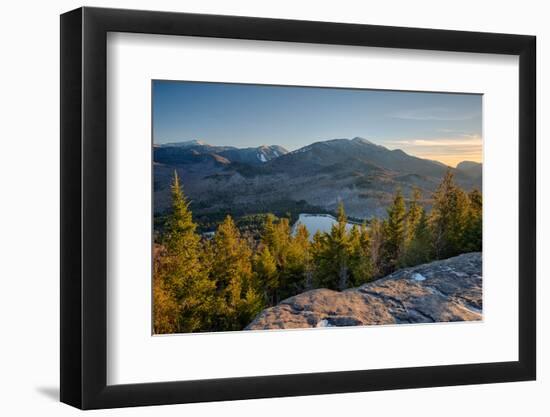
[153,137,482,222]
[456,160,482,181]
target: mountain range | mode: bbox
[153,137,482,223]
[155,140,288,165]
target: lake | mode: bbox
[291,213,357,239]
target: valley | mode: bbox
[153,137,482,232]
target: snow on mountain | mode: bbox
[160,139,208,147]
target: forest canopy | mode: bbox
[153,170,482,334]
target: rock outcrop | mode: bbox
[246,252,482,330]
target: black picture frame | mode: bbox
[60,6,536,410]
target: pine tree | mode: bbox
[400,208,433,266]
[159,171,215,333]
[260,215,308,301]
[431,170,470,259]
[368,218,385,278]
[261,214,291,265]
[283,224,311,296]
[303,250,314,290]
[238,287,264,328]
[349,224,374,286]
[406,187,423,244]
[254,246,278,304]
[262,214,277,249]
[311,230,328,288]
[211,215,264,330]
[462,189,482,252]
[336,203,353,290]
[348,224,361,280]
[152,244,179,334]
[314,203,353,290]
[382,188,407,272]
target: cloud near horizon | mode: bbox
[386,134,482,167]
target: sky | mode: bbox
[152,80,482,167]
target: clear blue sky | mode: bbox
[152,80,482,166]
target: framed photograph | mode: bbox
[60,7,536,409]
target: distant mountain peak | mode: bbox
[351,136,376,145]
[456,160,482,180]
[292,137,383,154]
[162,139,208,147]
[456,160,482,169]
[254,144,289,162]
[154,135,482,218]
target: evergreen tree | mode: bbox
[400,208,433,266]
[253,246,278,304]
[382,188,407,272]
[261,214,291,264]
[210,215,264,330]
[335,203,352,290]
[314,203,352,290]
[462,189,482,252]
[406,187,423,244]
[260,215,311,301]
[238,287,265,327]
[282,224,311,296]
[347,225,360,281]
[469,188,482,212]
[153,274,180,334]
[311,230,328,287]
[368,218,385,278]
[152,244,179,334]
[431,170,470,258]
[262,214,277,248]
[160,171,215,333]
[349,224,374,286]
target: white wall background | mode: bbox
[0,0,546,415]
